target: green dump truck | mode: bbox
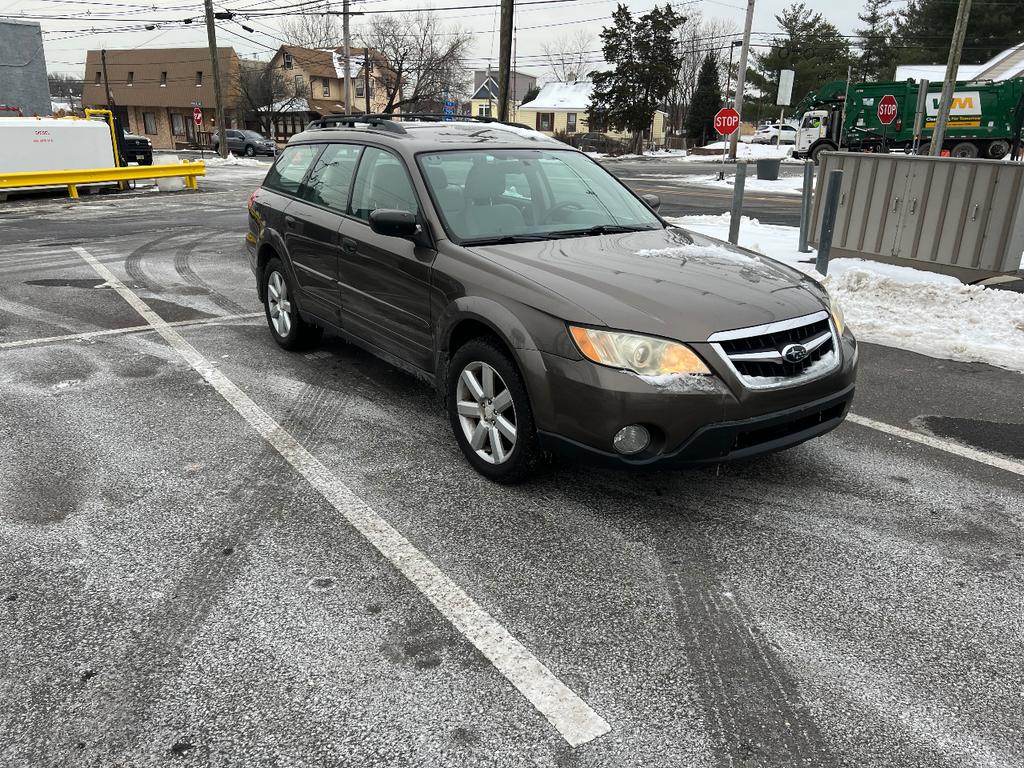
[792,78,1024,162]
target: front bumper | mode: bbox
[523,328,858,467]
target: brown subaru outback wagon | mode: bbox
[245,115,857,482]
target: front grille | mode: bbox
[708,311,839,389]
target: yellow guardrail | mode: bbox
[0,161,206,199]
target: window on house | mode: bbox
[566,112,577,133]
[295,74,304,92]
[143,112,157,135]
[283,52,293,69]
[536,112,554,132]
[94,71,101,85]
[160,71,167,87]
[171,112,186,136]
[355,80,365,98]
[322,79,330,97]
[477,104,492,117]
[127,71,134,86]
[196,71,203,86]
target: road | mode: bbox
[1,164,1022,768]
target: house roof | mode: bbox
[472,78,500,100]
[278,45,384,80]
[894,42,1024,83]
[521,80,593,111]
[893,64,984,82]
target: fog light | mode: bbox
[613,424,650,455]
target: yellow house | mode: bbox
[515,80,667,147]
[469,76,520,121]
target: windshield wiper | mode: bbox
[462,234,551,246]
[548,224,656,239]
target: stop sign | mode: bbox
[877,94,898,126]
[714,107,740,136]
[193,107,203,126]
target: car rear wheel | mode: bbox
[244,145,256,157]
[263,259,321,350]
[447,338,540,483]
[770,136,779,145]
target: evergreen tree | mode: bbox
[747,3,853,110]
[855,0,895,81]
[686,54,723,145]
[894,0,1024,67]
[589,4,686,152]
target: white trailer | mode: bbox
[0,117,117,194]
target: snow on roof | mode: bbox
[269,97,310,113]
[523,80,593,111]
[893,64,984,82]
[331,50,362,80]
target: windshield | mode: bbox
[417,149,663,244]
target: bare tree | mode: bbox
[540,30,594,82]
[667,13,738,134]
[237,61,310,135]
[281,12,340,49]
[359,13,472,113]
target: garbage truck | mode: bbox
[792,78,1024,162]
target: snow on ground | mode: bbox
[668,214,1024,373]
[636,173,805,196]
[201,153,268,168]
[690,142,799,163]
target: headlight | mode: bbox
[829,295,845,335]
[569,326,710,376]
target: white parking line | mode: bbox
[70,246,610,748]
[0,312,263,350]
[847,413,1024,478]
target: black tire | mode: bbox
[988,139,1010,159]
[770,136,779,145]
[951,141,979,159]
[810,143,834,164]
[447,337,540,483]
[262,258,322,351]
[244,144,256,157]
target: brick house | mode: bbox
[82,47,244,149]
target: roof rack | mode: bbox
[308,112,535,133]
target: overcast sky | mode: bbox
[9,0,867,79]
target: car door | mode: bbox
[339,146,435,370]
[227,130,244,153]
[283,142,364,325]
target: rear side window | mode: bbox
[350,147,418,221]
[300,143,362,213]
[263,144,321,196]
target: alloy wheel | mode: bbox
[267,270,292,337]
[455,361,517,464]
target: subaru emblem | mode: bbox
[781,343,809,363]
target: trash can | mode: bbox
[756,158,781,181]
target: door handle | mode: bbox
[284,215,296,229]
[341,236,358,253]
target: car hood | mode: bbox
[468,227,828,341]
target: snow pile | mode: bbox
[667,214,1024,373]
[693,142,796,161]
[829,268,1024,372]
[634,172,805,196]
[201,153,267,168]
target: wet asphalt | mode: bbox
[0,163,1022,768]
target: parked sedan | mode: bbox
[212,129,276,157]
[752,123,798,145]
[245,118,856,482]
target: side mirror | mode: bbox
[369,208,418,239]
[641,193,661,212]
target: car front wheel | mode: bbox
[263,259,321,350]
[447,338,540,483]
[244,145,256,157]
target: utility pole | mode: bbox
[203,0,228,158]
[342,0,352,115]
[930,0,972,156]
[496,0,514,121]
[729,0,756,160]
[100,49,115,108]
[364,47,372,114]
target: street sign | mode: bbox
[190,99,202,108]
[776,69,794,107]
[714,107,740,135]
[193,107,203,126]
[877,94,898,125]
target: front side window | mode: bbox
[300,143,362,212]
[263,143,321,196]
[418,149,662,243]
[350,147,418,221]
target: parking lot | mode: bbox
[2,163,1023,768]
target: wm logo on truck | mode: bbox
[926,91,982,116]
